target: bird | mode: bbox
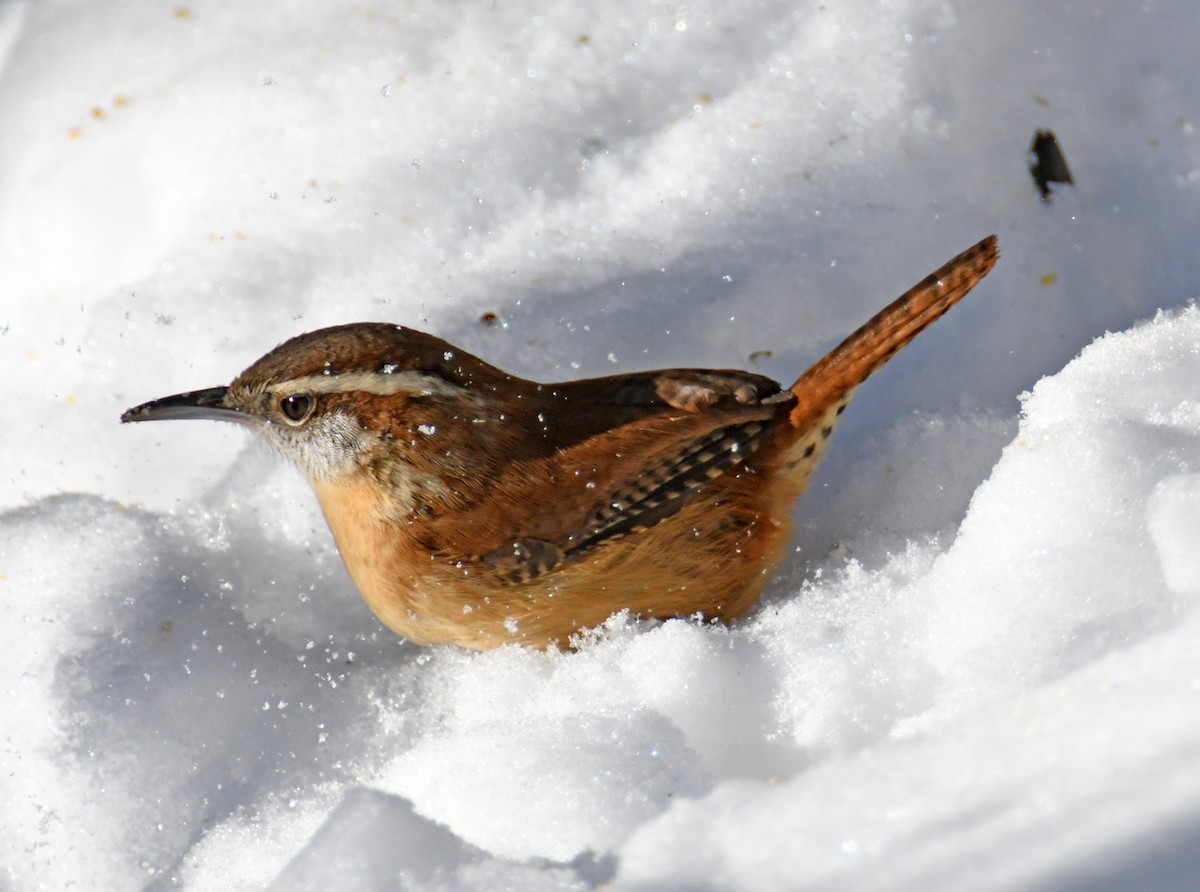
[122,236,998,649]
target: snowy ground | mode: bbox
[3,1,1200,889]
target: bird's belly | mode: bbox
[316,470,798,650]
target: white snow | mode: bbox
[3,1,1200,889]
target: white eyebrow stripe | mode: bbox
[275,370,467,398]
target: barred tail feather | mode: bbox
[788,235,999,432]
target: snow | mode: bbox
[3,1,1200,889]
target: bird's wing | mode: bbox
[424,368,793,582]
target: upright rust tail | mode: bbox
[788,235,999,432]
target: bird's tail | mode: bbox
[787,235,999,432]
[768,235,999,484]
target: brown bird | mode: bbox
[122,236,998,649]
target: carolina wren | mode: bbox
[122,236,998,650]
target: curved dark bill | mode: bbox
[120,386,245,424]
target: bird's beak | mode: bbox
[120,386,253,426]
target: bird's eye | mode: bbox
[279,394,314,425]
